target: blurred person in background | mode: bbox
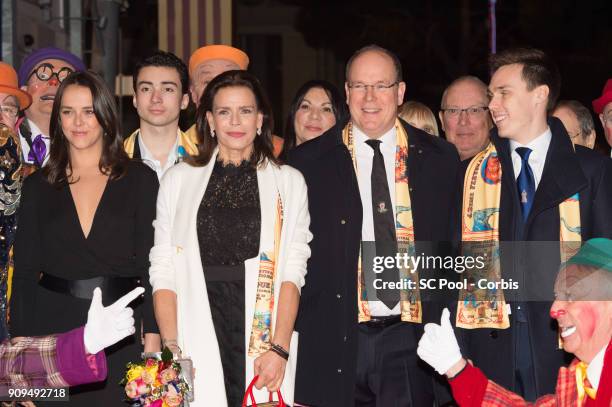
[553,100,596,149]
[592,79,612,156]
[186,45,284,157]
[0,62,31,342]
[439,76,493,161]
[398,100,439,136]
[280,79,348,158]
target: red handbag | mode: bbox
[242,375,286,407]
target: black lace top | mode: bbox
[197,159,261,266]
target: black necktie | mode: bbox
[366,139,399,309]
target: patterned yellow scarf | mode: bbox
[458,141,581,329]
[343,120,421,323]
[248,195,283,356]
[123,129,198,159]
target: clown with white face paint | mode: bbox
[418,238,612,406]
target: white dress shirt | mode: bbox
[354,125,400,316]
[19,119,50,166]
[137,130,181,180]
[586,343,607,391]
[509,127,552,189]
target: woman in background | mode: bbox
[398,100,440,136]
[281,79,348,158]
[10,71,158,405]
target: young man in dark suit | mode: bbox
[455,48,612,401]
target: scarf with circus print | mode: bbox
[458,141,581,329]
[343,119,422,323]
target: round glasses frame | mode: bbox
[27,63,74,84]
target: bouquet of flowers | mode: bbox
[122,347,190,407]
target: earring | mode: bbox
[211,129,216,138]
[257,128,262,136]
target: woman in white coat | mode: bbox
[149,70,311,406]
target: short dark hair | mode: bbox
[133,50,189,95]
[45,71,129,186]
[345,44,403,83]
[187,70,279,168]
[489,48,561,111]
[555,100,595,139]
[281,80,349,158]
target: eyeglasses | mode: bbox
[27,63,74,84]
[441,106,489,118]
[347,82,398,93]
[0,105,19,118]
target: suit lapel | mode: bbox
[321,125,361,225]
[492,120,587,239]
[526,122,586,228]
[405,125,423,204]
[492,135,521,240]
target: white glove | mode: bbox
[417,308,462,375]
[83,286,145,354]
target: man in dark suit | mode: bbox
[456,48,612,401]
[288,45,459,406]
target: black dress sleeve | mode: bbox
[10,174,44,337]
[135,165,160,334]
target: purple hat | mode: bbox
[18,47,86,86]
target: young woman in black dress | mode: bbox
[10,71,159,405]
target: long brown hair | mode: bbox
[186,70,279,167]
[44,70,128,186]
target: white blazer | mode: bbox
[149,151,311,406]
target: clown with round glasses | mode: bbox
[17,47,85,177]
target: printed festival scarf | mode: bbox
[343,119,422,323]
[248,195,283,356]
[124,129,198,160]
[458,141,581,329]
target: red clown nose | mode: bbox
[549,309,566,319]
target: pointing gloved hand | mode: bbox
[83,286,145,354]
[417,308,463,376]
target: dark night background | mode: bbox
[120,0,612,151]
